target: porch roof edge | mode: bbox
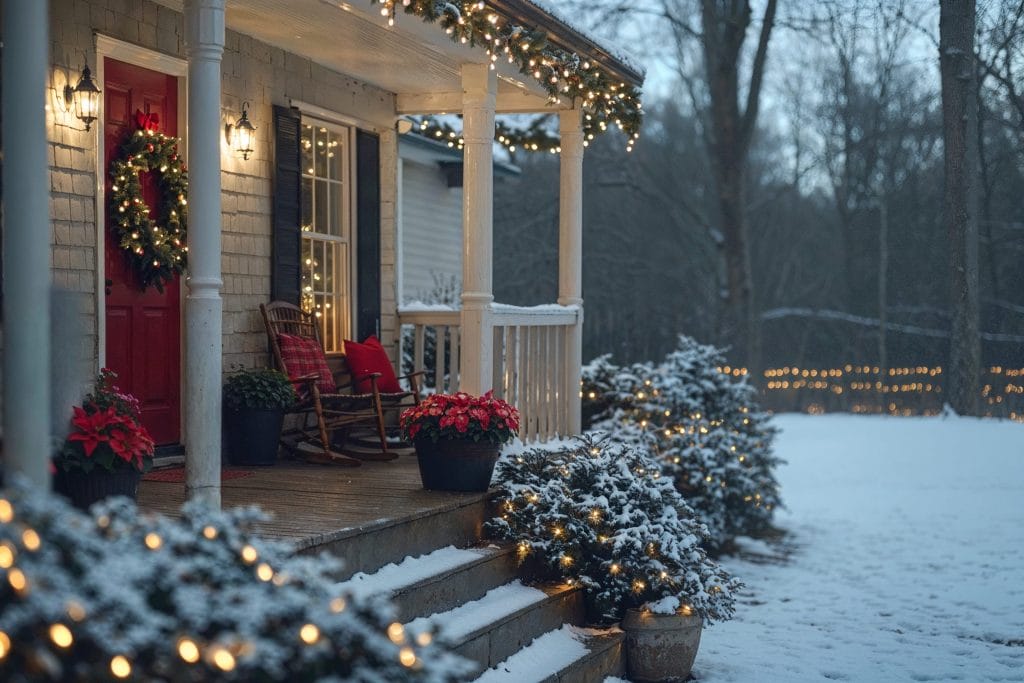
[492,0,646,87]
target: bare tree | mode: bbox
[940,0,981,414]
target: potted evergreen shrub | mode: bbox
[400,391,520,492]
[486,435,740,682]
[223,368,296,466]
[54,369,155,509]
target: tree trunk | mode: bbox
[878,198,888,378]
[700,0,775,377]
[939,0,981,415]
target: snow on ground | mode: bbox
[697,414,1024,682]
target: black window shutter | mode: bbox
[271,105,302,305]
[356,130,381,341]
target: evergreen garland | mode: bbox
[375,1,643,151]
[583,337,784,548]
[108,128,189,293]
[486,436,740,625]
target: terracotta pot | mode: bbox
[622,607,703,682]
[54,468,142,510]
[413,437,499,492]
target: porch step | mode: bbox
[407,580,585,674]
[299,491,493,580]
[474,626,626,683]
[339,544,520,622]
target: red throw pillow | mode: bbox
[344,335,402,394]
[277,333,336,398]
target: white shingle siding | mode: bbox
[399,159,463,303]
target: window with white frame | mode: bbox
[300,119,352,353]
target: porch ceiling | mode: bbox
[157,0,558,112]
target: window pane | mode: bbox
[315,127,329,177]
[301,177,313,233]
[301,237,314,314]
[301,125,314,176]
[328,182,344,237]
[315,179,329,234]
[328,130,344,181]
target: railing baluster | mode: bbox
[436,326,447,393]
[449,326,460,393]
[492,325,504,398]
[414,325,426,376]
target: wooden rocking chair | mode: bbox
[260,302,421,467]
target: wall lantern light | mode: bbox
[226,102,256,160]
[63,62,101,131]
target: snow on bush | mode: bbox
[485,435,740,625]
[582,336,784,547]
[0,486,471,682]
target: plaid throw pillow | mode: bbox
[277,333,336,398]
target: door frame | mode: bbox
[93,34,188,439]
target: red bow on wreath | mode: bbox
[134,110,160,132]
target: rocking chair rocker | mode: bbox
[260,302,421,467]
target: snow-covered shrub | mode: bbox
[583,336,783,546]
[0,487,470,682]
[485,436,740,625]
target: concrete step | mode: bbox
[407,580,586,675]
[338,544,520,622]
[473,625,626,683]
[300,492,492,579]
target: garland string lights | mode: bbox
[374,1,643,152]
[108,111,189,293]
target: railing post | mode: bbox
[183,0,225,507]
[558,108,585,435]
[459,63,496,395]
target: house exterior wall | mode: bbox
[41,0,400,381]
[399,158,463,303]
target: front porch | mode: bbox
[138,455,489,577]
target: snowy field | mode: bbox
[696,414,1024,682]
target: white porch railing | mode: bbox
[399,304,582,442]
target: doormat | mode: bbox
[143,467,254,483]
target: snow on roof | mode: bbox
[524,0,647,80]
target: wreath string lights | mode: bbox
[375,1,644,152]
[108,111,189,292]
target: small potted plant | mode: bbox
[54,369,155,509]
[223,368,296,466]
[486,436,740,681]
[400,391,520,492]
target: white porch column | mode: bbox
[183,0,224,507]
[2,0,52,489]
[459,64,497,395]
[558,108,584,435]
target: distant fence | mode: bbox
[752,365,1024,420]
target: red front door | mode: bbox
[104,58,181,445]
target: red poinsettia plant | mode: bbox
[400,391,520,445]
[57,369,155,473]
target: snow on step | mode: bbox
[474,625,590,683]
[407,581,549,643]
[338,545,491,600]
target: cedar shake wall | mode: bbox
[40,0,399,376]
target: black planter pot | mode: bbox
[54,468,141,510]
[414,437,500,492]
[223,407,285,466]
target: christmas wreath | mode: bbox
[108,110,188,292]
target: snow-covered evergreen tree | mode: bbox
[486,436,740,624]
[0,487,470,682]
[582,336,783,547]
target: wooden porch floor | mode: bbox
[137,456,489,552]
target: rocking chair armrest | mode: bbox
[351,370,383,382]
[289,373,320,386]
[397,371,427,381]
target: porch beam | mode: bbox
[396,89,569,115]
[557,108,584,435]
[2,0,52,489]
[183,0,225,507]
[458,64,497,395]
